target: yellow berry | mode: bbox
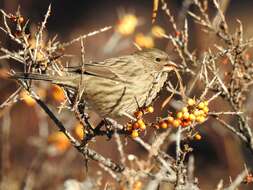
[203,106,209,113]
[198,102,205,109]
[151,25,165,38]
[199,110,205,116]
[196,116,206,123]
[177,112,183,119]
[182,107,188,113]
[193,110,200,116]
[137,119,144,126]
[135,33,154,48]
[139,124,146,130]
[146,106,154,113]
[183,112,190,120]
[160,121,168,129]
[131,130,139,138]
[195,134,202,140]
[187,98,196,106]
[20,91,36,106]
[167,116,174,123]
[189,114,196,121]
[137,119,146,130]
[172,119,181,128]
[116,14,138,36]
[204,101,209,106]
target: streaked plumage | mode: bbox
[13,48,176,119]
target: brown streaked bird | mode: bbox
[12,48,177,119]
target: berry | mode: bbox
[177,112,183,119]
[182,107,188,113]
[172,119,181,127]
[183,112,190,120]
[189,114,196,121]
[160,121,168,129]
[198,102,205,109]
[134,111,143,118]
[167,116,174,123]
[195,134,202,140]
[187,98,196,106]
[146,106,154,113]
[131,130,139,138]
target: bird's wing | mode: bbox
[65,56,139,83]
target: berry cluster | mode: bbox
[155,98,209,130]
[127,106,154,138]
[127,98,209,139]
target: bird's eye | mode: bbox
[155,58,161,62]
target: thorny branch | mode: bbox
[0,1,253,189]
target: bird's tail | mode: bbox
[10,72,77,88]
[11,72,56,82]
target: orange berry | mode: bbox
[20,90,36,106]
[182,120,191,127]
[146,106,154,113]
[131,130,139,138]
[172,119,181,128]
[195,134,202,140]
[187,98,196,106]
[48,131,70,152]
[133,181,142,190]
[175,31,180,37]
[52,84,65,102]
[74,123,84,140]
[160,121,168,129]
[134,111,143,118]
[132,122,140,129]
[167,116,174,123]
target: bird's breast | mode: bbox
[82,72,167,118]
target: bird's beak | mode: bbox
[164,61,178,71]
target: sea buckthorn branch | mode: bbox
[0,6,125,175]
[160,0,198,70]
[182,0,253,155]
[19,79,125,173]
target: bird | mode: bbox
[11,48,177,119]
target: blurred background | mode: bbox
[1,0,253,189]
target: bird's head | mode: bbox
[135,48,177,73]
